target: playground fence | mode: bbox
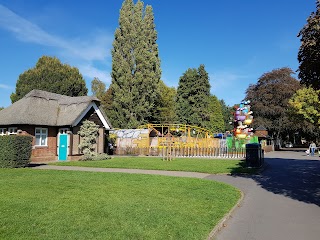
[114,146,246,159]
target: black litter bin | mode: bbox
[245,143,264,168]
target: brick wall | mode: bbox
[1,106,108,162]
[17,125,58,162]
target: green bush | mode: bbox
[0,135,33,168]
[79,153,111,161]
[78,120,99,158]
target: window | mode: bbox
[35,128,48,146]
[59,128,69,134]
[0,128,6,136]
[8,127,17,135]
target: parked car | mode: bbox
[284,142,293,148]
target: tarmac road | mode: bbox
[211,150,320,240]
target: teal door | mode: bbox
[58,134,68,161]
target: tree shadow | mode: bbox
[233,157,320,206]
[229,160,260,174]
[27,163,46,168]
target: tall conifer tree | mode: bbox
[192,65,211,128]
[176,65,211,129]
[176,68,198,125]
[110,0,161,128]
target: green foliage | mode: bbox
[298,0,320,89]
[107,133,117,146]
[80,153,111,161]
[78,120,99,159]
[245,67,301,138]
[91,77,106,100]
[11,56,88,103]
[0,107,3,111]
[110,0,161,128]
[176,68,197,124]
[154,80,177,123]
[99,87,114,119]
[176,64,211,129]
[0,135,32,168]
[289,87,320,126]
[220,99,234,132]
[208,95,225,133]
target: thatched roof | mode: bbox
[0,89,112,128]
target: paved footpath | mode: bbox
[211,150,320,240]
[33,150,320,240]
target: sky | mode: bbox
[0,0,316,108]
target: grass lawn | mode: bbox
[51,156,254,174]
[0,169,240,240]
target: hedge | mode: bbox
[0,135,33,168]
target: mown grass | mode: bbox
[52,156,254,174]
[0,169,240,240]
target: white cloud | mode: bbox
[79,64,111,84]
[0,84,13,89]
[0,4,112,83]
[210,71,251,91]
[0,5,64,46]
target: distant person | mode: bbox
[108,142,114,155]
[309,141,317,156]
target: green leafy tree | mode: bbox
[154,80,177,123]
[288,87,320,140]
[78,120,99,158]
[11,56,88,103]
[245,67,301,140]
[289,87,320,126]
[91,77,106,100]
[208,95,225,133]
[109,0,161,128]
[220,99,233,132]
[297,0,320,89]
[0,107,3,111]
[176,64,211,129]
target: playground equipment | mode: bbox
[112,123,251,158]
[233,100,254,139]
[138,123,220,149]
[112,124,222,158]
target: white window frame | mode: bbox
[8,127,17,135]
[35,128,48,146]
[0,128,6,136]
[58,128,70,134]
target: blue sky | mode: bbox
[0,0,316,108]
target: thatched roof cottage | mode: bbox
[0,89,112,162]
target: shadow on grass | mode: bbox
[27,163,46,168]
[229,160,260,175]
